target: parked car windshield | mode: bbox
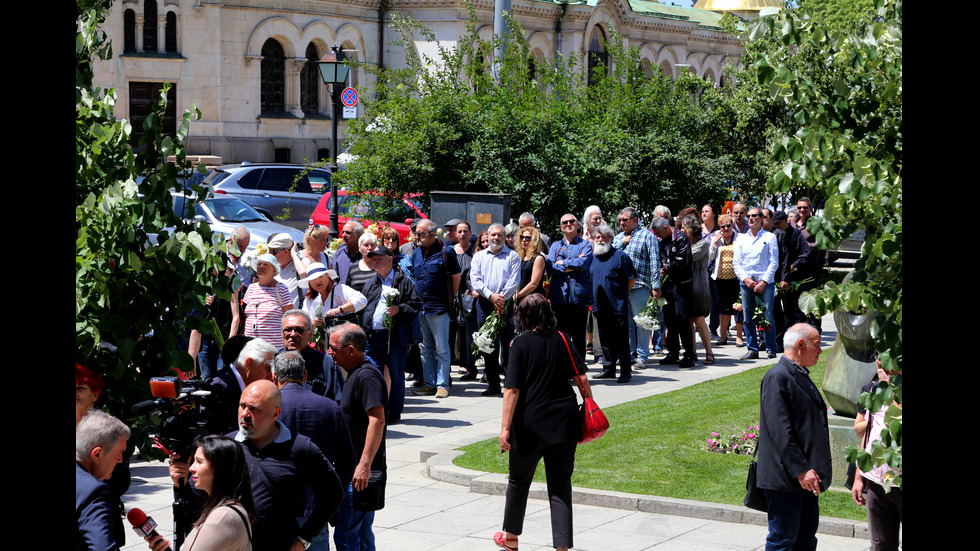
[172,195,267,223]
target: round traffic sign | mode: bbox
[341,87,358,107]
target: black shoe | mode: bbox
[617,375,632,384]
[481,388,501,396]
[460,371,477,381]
[480,375,487,383]
[767,351,778,359]
[412,379,425,387]
[659,355,679,365]
[592,371,616,380]
[406,373,418,381]
[740,351,760,360]
[679,357,695,368]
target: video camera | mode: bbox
[132,376,213,459]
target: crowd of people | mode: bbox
[77,196,852,551]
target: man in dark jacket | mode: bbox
[651,216,695,367]
[758,324,831,550]
[770,211,811,351]
[275,351,356,551]
[361,246,421,423]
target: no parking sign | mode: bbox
[341,87,358,119]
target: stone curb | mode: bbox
[423,450,867,539]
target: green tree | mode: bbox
[746,0,901,487]
[76,0,228,450]
[337,9,732,230]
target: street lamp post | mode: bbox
[317,46,349,238]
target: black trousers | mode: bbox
[503,440,577,549]
[553,303,588,359]
[595,310,631,378]
[664,288,694,359]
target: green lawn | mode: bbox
[454,358,866,521]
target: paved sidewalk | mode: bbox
[121,314,872,550]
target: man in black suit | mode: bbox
[203,337,277,434]
[274,351,356,551]
[757,323,832,550]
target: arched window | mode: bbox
[587,26,609,86]
[300,43,320,115]
[165,11,177,53]
[143,0,158,52]
[261,38,286,113]
[123,9,136,53]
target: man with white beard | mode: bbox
[588,224,637,383]
[470,223,521,395]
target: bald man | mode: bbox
[172,380,344,551]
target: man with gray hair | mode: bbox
[77,410,130,551]
[274,351,356,551]
[411,218,461,398]
[614,206,661,370]
[470,222,521,394]
[282,309,344,402]
[204,337,278,433]
[519,211,550,253]
[331,219,366,285]
[589,223,636,383]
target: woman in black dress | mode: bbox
[513,226,546,303]
[495,294,592,551]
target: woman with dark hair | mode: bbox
[681,215,714,364]
[700,204,719,237]
[474,229,490,253]
[149,435,256,551]
[495,294,592,551]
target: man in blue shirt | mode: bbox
[547,213,593,357]
[734,207,780,359]
[590,224,637,383]
[613,207,661,370]
[411,219,460,399]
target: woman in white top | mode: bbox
[300,262,367,329]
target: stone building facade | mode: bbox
[93,0,742,164]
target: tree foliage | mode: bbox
[746,0,901,487]
[76,0,228,447]
[337,9,732,230]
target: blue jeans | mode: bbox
[197,335,222,380]
[419,313,451,390]
[297,515,331,551]
[740,282,777,353]
[334,484,376,551]
[627,287,652,364]
[765,489,819,551]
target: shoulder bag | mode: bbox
[558,331,609,443]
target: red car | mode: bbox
[309,190,427,243]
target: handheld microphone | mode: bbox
[126,508,173,551]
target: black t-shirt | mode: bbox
[341,361,388,472]
[504,331,583,452]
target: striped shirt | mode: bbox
[243,282,292,348]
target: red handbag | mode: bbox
[558,332,609,443]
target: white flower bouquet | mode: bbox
[634,295,666,331]
[382,287,400,351]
